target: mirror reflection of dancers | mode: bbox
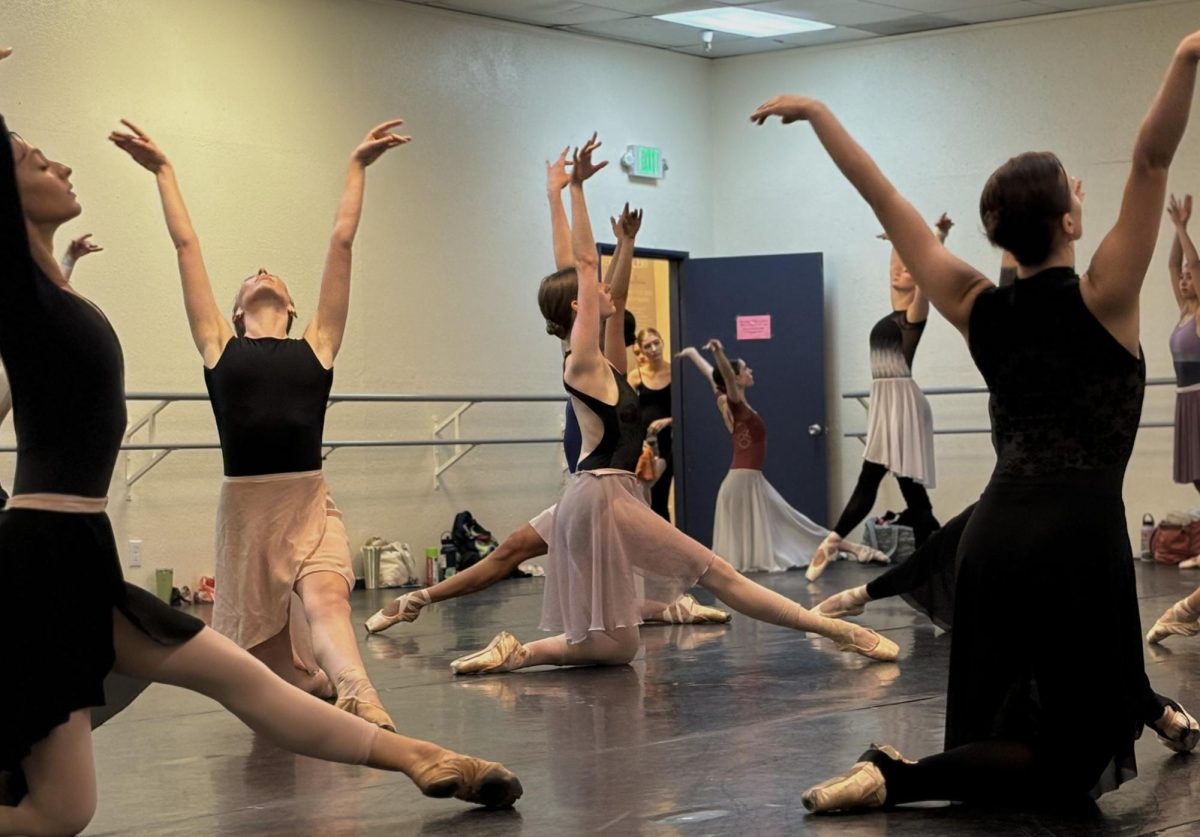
[111,119,410,730]
[807,216,953,581]
[446,140,897,675]
[365,139,729,635]
[675,340,884,573]
[628,327,674,520]
[752,26,1200,812]
[0,104,519,837]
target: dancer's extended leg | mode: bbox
[296,571,395,730]
[697,557,897,660]
[0,710,96,837]
[110,611,521,807]
[451,627,641,674]
[249,622,333,697]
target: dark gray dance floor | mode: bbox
[86,561,1200,836]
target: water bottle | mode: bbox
[1141,513,1155,562]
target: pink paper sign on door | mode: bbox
[736,315,772,341]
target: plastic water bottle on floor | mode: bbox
[1141,513,1155,561]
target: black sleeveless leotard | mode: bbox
[0,115,202,777]
[564,358,643,473]
[204,337,333,477]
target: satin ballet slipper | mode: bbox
[1147,599,1200,645]
[1153,702,1200,753]
[814,585,871,619]
[842,540,890,565]
[802,744,911,813]
[651,594,732,624]
[806,534,842,582]
[333,666,396,732]
[822,617,898,662]
[365,589,432,634]
[450,631,530,675]
[412,753,524,808]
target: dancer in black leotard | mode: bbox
[807,217,951,581]
[752,27,1200,811]
[0,70,519,837]
[630,327,674,520]
[447,138,895,674]
[112,119,411,729]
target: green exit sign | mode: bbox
[623,145,666,179]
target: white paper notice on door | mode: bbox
[736,315,772,341]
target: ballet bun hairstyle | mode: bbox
[712,359,745,393]
[624,310,638,348]
[538,267,578,340]
[979,151,1072,267]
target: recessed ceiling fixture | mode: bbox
[655,7,834,38]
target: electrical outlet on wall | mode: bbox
[129,538,142,568]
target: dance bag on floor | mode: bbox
[451,510,500,572]
[864,514,916,563]
[1150,515,1195,565]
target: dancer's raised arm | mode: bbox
[750,98,989,334]
[706,339,743,405]
[565,134,608,376]
[603,203,642,372]
[60,233,102,282]
[1083,34,1200,335]
[677,347,716,393]
[110,120,233,366]
[1169,193,1197,311]
[546,146,572,270]
[305,120,409,367]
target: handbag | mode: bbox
[1152,513,1197,565]
[863,513,916,563]
[379,542,419,588]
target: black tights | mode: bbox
[875,691,1172,805]
[834,461,934,540]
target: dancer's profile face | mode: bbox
[1181,268,1195,299]
[889,250,914,291]
[10,135,81,226]
[596,281,616,318]
[737,364,754,388]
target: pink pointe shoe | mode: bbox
[807,534,842,582]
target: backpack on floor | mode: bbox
[863,512,916,563]
[451,510,499,572]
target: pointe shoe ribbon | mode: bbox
[333,666,397,732]
[653,594,732,624]
[365,589,431,634]
[412,754,524,808]
[1153,704,1200,753]
[450,631,530,675]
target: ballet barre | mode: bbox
[841,378,1178,442]
[15,391,568,488]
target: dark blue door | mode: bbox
[672,253,827,546]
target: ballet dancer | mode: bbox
[807,215,953,581]
[629,327,674,520]
[0,72,520,837]
[111,118,406,729]
[1165,193,1200,561]
[751,25,1200,811]
[674,340,885,573]
[447,139,897,675]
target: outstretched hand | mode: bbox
[934,212,954,236]
[1169,193,1193,227]
[750,95,817,125]
[704,338,724,353]
[546,146,570,193]
[109,120,169,173]
[1070,176,1086,205]
[570,132,608,185]
[352,119,410,167]
[611,203,643,241]
[0,47,11,62]
[67,234,103,261]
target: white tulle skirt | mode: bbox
[540,470,715,643]
[863,377,936,488]
[712,469,827,573]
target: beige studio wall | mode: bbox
[0,0,715,588]
[709,0,1200,546]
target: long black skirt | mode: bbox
[0,508,204,781]
[947,473,1149,798]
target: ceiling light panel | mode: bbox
[655,7,834,37]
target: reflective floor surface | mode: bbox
[85,560,1200,836]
